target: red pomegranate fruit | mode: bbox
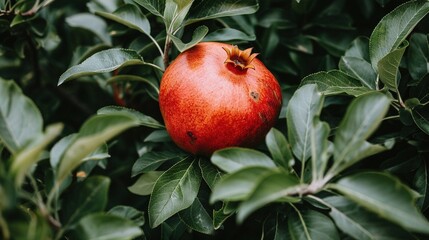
[159,42,282,156]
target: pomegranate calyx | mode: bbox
[222,45,259,70]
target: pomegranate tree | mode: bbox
[159,42,282,156]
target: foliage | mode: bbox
[1,0,429,239]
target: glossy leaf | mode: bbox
[203,28,255,42]
[408,33,429,81]
[330,171,429,234]
[66,13,111,45]
[97,105,164,129]
[108,205,145,227]
[199,159,223,190]
[210,166,273,203]
[344,37,371,61]
[310,118,331,181]
[213,202,235,230]
[170,25,208,52]
[412,104,429,135]
[185,0,259,25]
[148,158,201,228]
[287,84,324,162]
[96,4,151,35]
[237,171,301,223]
[414,160,429,211]
[323,195,416,240]
[0,79,43,154]
[179,198,214,234]
[339,56,377,89]
[331,92,390,174]
[265,128,294,170]
[369,1,429,72]
[12,123,63,186]
[58,48,144,85]
[131,150,186,177]
[132,0,164,17]
[71,213,143,240]
[211,147,276,173]
[61,176,110,227]
[128,171,163,196]
[300,70,370,96]
[57,112,141,182]
[288,209,340,240]
[378,41,408,92]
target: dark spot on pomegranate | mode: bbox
[187,131,197,144]
[250,91,259,101]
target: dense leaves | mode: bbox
[1,0,429,239]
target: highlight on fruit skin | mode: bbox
[159,42,282,157]
[222,45,259,70]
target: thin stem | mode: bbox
[147,34,164,60]
[375,75,380,91]
[163,35,172,68]
[144,62,165,73]
[0,213,10,240]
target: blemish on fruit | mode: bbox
[258,112,268,123]
[187,131,197,144]
[250,91,259,101]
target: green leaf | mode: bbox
[331,92,390,174]
[164,0,193,33]
[97,106,164,129]
[330,171,429,234]
[185,0,259,25]
[12,123,63,186]
[199,159,223,190]
[265,128,294,170]
[310,118,331,181]
[128,171,163,196]
[170,25,209,52]
[211,147,276,173]
[108,205,145,227]
[408,33,429,81]
[344,37,371,61]
[414,160,429,211]
[131,150,186,177]
[96,4,151,35]
[213,202,235,230]
[369,1,429,72]
[50,134,109,169]
[287,84,324,162]
[203,28,256,42]
[58,48,144,85]
[57,112,141,182]
[61,176,110,227]
[377,41,408,92]
[412,104,429,135]
[300,70,371,96]
[179,198,214,234]
[148,158,201,228]
[0,79,43,154]
[288,209,340,240]
[66,13,111,45]
[133,0,164,17]
[71,213,143,240]
[339,56,377,89]
[210,166,274,203]
[323,195,416,240]
[237,171,301,223]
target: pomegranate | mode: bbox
[159,42,282,156]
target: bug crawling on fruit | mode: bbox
[159,42,282,156]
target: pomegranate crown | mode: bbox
[222,45,259,70]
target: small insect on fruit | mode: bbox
[159,42,282,156]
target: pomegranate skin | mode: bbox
[159,42,282,156]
